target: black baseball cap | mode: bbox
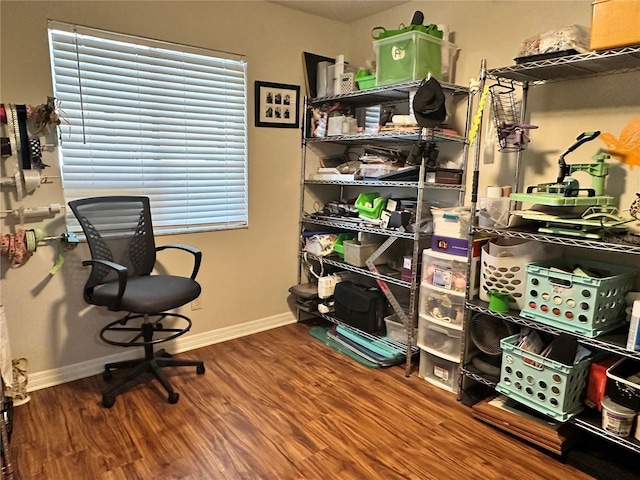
[413,77,446,128]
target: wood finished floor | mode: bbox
[7,322,595,480]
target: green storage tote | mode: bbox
[373,30,457,86]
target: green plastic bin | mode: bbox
[333,233,357,259]
[355,193,387,219]
[373,30,456,86]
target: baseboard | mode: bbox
[26,312,297,392]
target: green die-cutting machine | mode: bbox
[511,131,633,238]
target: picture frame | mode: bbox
[254,81,300,128]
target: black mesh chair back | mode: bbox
[70,196,156,304]
[68,196,205,407]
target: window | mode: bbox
[48,21,248,235]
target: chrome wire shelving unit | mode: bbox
[305,179,465,190]
[466,300,640,361]
[460,48,640,458]
[315,312,420,358]
[461,363,640,454]
[301,215,428,240]
[298,77,473,376]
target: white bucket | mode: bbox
[601,396,636,437]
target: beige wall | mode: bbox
[347,1,640,211]
[2,1,639,385]
[0,0,348,381]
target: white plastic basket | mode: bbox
[479,238,556,310]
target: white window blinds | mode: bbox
[47,21,248,234]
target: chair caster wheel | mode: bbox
[102,395,116,408]
[196,364,205,375]
[103,370,113,381]
[168,392,179,404]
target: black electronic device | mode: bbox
[410,10,424,25]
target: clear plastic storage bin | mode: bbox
[417,316,461,362]
[343,240,389,267]
[419,349,460,393]
[418,283,465,327]
[384,313,417,344]
[431,206,470,239]
[421,248,468,291]
[421,248,479,295]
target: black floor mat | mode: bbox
[565,433,640,480]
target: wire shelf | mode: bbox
[318,313,419,356]
[466,300,640,361]
[486,46,640,84]
[471,226,640,254]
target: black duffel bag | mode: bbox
[334,281,387,333]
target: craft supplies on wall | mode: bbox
[1,98,71,272]
[0,228,77,272]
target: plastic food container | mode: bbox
[601,396,636,437]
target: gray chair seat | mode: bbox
[91,275,201,314]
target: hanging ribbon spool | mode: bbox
[0,203,63,221]
[0,228,75,273]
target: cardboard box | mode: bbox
[590,0,640,50]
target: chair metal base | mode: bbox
[100,316,205,408]
[100,312,193,347]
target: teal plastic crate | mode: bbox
[520,257,637,337]
[496,334,592,421]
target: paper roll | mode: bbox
[486,186,503,198]
[22,170,41,193]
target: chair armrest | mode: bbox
[82,259,128,311]
[156,244,202,280]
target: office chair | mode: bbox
[68,196,205,408]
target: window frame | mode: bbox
[47,21,249,236]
